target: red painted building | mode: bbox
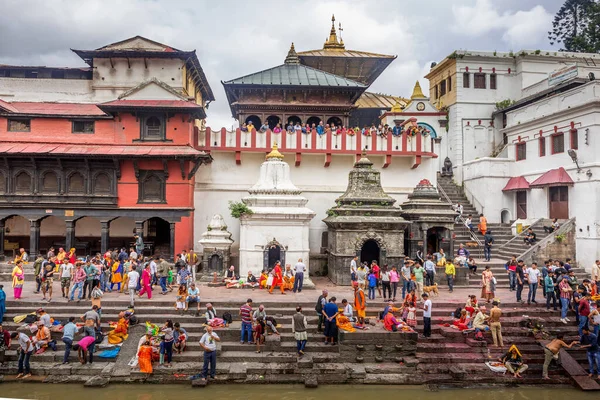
[0,37,214,260]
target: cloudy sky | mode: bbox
[0,0,564,128]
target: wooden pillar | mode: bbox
[29,220,40,259]
[0,220,4,258]
[169,222,176,262]
[101,221,110,254]
[65,220,75,251]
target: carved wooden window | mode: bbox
[72,120,95,133]
[463,72,470,88]
[490,74,497,90]
[93,173,111,194]
[8,119,31,132]
[68,172,85,193]
[474,73,486,89]
[447,76,452,92]
[570,129,578,150]
[539,137,546,157]
[516,142,526,161]
[15,171,32,193]
[138,170,166,203]
[0,172,5,194]
[440,80,446,96]
[551,133,564,154]
[42,171,59,193]
[141,115,166,141]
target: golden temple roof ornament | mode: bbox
[323,14,345,50]
[284,42,300,65]
[391,100,403,113]
[266,143,284,160]
[411,80,425,99]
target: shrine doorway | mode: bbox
[263,239,286,270]
[208,253,222,273]
[144,217,170,256]
[287,115,302,126]
[360,239,380,265]
[245,115,262,129]
[326,116,343,127]
[306,116,321,127]
[266,115,281,130]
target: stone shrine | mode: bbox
[198,214,234,280]
[323,152,410,285]
[401,179,457,257]
[238,144,316,284]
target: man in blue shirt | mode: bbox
[322,297,339,345]
[423,256,436,286]
[62,316,78,364]
[580,326,599,377]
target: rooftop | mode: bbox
[355,92,408,109]
[0,101,108,117]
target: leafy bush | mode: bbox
[229,201,253,219]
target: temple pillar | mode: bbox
[0,220,5,258]
[65,220,75,251]
[101,221,110,254]
[169,222,176,262]
[422,225,428,256]
[29,220,40,259]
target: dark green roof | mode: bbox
[223,64,366,88]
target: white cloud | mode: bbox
[451,0,553,48]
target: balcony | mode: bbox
[200,128,437,168]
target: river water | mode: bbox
[0,384,597,400]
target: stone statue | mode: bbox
[442,157,453,176]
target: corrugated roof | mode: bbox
[0,142,205,158]
[502,176,531,192]
[100,100,202,109]
[355,92,408,109]
[2,102,107,116]
[530,167,574,187]
[297,49,395,59]
[223,64,366,88]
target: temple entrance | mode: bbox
[426,227,450,255]
[267,245,281,270]
[208,253,222,273]
[360,240,380,265]
[263,239,285,270]
[266,115,281,130]
[145,217,170,256]
[549,186,568,220]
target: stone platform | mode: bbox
[0,277,588,389]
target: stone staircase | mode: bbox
[0,296,588,387]
[436,175,554,263]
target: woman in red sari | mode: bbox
[269,262,284,295]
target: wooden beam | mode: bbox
[383,154,392,168]
[295,152,301,167]
[163,160,169,179]
[133,160,139,179]
[324,153,332,168]
[235,151,242,165]
[109,58,114,69]
[144,58,148,69]
[126,57,131,69]
[179,159,186,179]
[113,159,121,179]
[187,158,203,179]
[411,155,422,169]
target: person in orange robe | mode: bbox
[478,214,488,235]
[354,283,366,327]
[137,341,153,374]
[269,262,284,295]
[259,271,268,289]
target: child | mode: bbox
[175,285,186,315]
[254,317,265,353]
[401,301,410,322]
[167,268,175,290]
[367,271,377,300]
[406,303,417,328]
[91,283,103,318]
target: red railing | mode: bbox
[200,128,437,168]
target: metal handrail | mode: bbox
[437,182,483,247]
[496,218,543,250]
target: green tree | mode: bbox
[548,0,595,51]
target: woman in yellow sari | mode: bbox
[11,260,25,299]
[137,341,153,374]
[108,312,129,344]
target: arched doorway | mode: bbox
[3,215,29,257]
[266,115,281,130]
[208,253,223,274]
[501,209,511,224]
[263,239,286,270]
[40,216,66,254]
[75,217,101,255]
[326,116,343,127]
[144,217,170,256]
[306,116,321,128]
[245,115,262,129]
[109,217,135,250]
[426,227,450,255]
[360,239,380,265]
[286,115,302,127]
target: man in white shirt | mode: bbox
[525,262,541,305]
[341,299,354,321]
[126,265,140,308]
[60,262,73,299]
[293,258,306,293]
[129,247,138,261]
[350,256,358,283]
[11,331,33,378]
[422,293,432,338]
[199,326,220,380]
[592,260,600,282]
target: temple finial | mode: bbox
[324,14,345,50]
[266,143,284,160]
[284,42,300,64]
[411,80,425,99]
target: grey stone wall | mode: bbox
[339,331,418,363]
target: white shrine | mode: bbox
[238,144,316,286]
[197,214,234,279]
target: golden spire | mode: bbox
[391,100,403,113]
[323,14,345,50]
[411,80,425,99]
[284,42,300,64]
[266,143,284,160]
